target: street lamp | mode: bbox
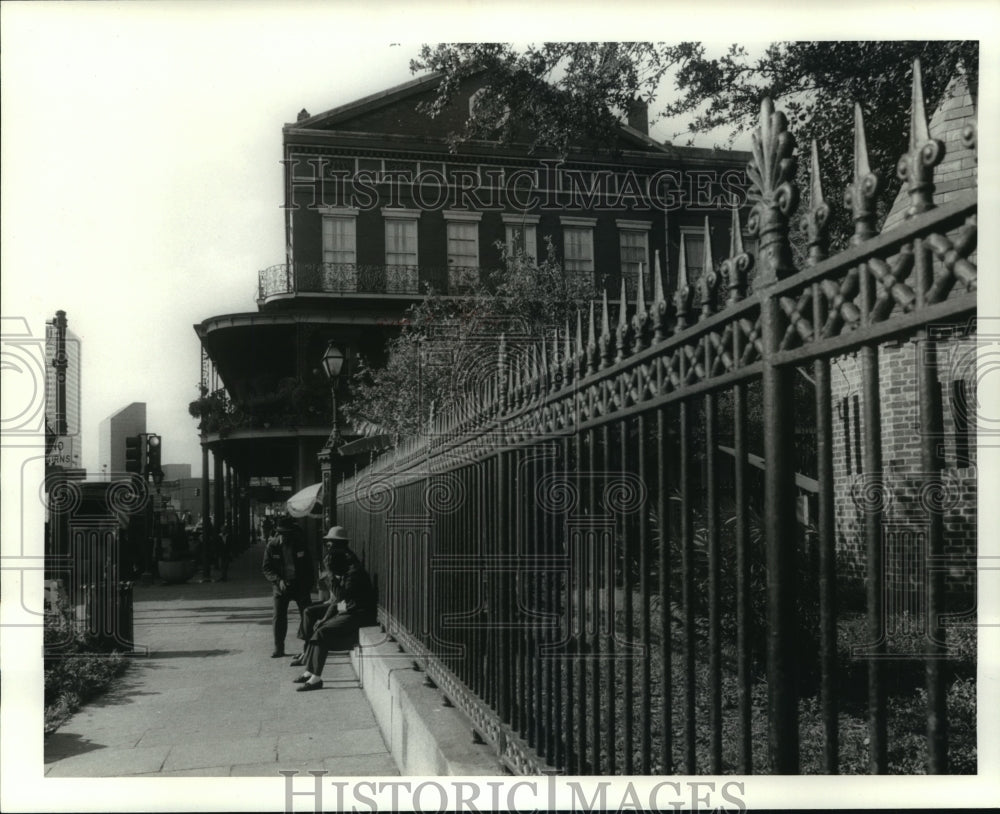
[321,341,346,382]
[320,341,345,527]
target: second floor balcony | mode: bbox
[258,262,644,305]
[257,262,488,303]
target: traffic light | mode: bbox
[145,434,162,477]
[125,436,143,473]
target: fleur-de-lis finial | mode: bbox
[599,288,613,369]
[844,103,882,246]
[721,204,753,305]
[697,217,718,319]
[897,58,944,219]
[803,139,831,265]
[632,261,650,352]
[746,97,799,283]
[673,236,694,333]
[615,278,630,364]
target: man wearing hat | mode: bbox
[262,516,316,658]
[293,525,376,691]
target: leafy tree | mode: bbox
[412,41,978,246]
[342,242,587,439]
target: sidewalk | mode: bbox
[43,540,399,777]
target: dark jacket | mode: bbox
[322,549,376,620]
[262,529,315,595]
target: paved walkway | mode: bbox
[43,540,398,777]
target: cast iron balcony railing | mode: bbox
[257,262,643,304]
[258,262,495,301]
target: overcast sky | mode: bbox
[2,2,996,480]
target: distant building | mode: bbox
[45,310,83,471]
[98,402,146,479]
[161,463,192,481]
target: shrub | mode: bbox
[43,593,129,735]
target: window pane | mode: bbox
[564,226,593,274]
[322,216,356,264]
[447,221,478,267]
[619,229,647,279]
[683,233,704,277]
[386,219,417,266]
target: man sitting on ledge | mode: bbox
[294,525,376,692]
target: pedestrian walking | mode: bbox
[262,516,316,658]
[199,516,215,583]
[216,522,232,582]
[293,526,376,691]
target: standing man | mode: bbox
[262,516,315,658]
[217,522,232,582]
[294,525,376,691]
[199,516,215,584]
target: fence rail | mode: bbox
[337,61,977,775]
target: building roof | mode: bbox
[286,70,748,162]
[289,72,446,131]
[881,70,977,232]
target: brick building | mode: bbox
[830,71,977,606]
[194,71,751,540]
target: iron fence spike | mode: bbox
[601,288,611,339]
[910,58,930,151]
[677,233,689,290]
[653,249,665,306]
[702,216,715,275]
[853,102,872,181]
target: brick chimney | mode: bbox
[627,99,649,135]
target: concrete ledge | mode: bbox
[350,627,504,776]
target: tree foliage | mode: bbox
[412,41,978,245]
[341,243,587,439]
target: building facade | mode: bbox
[98,402,146,479]
[194,71,751,548]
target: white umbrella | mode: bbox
[285,482,324,518]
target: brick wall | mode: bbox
[829,330,977,606]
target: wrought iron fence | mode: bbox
[337,62,977,775]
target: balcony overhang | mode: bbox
[194,309,405,340]
[201,427,331,445]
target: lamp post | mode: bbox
[150,444,165,577]
[319,341,345,528]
